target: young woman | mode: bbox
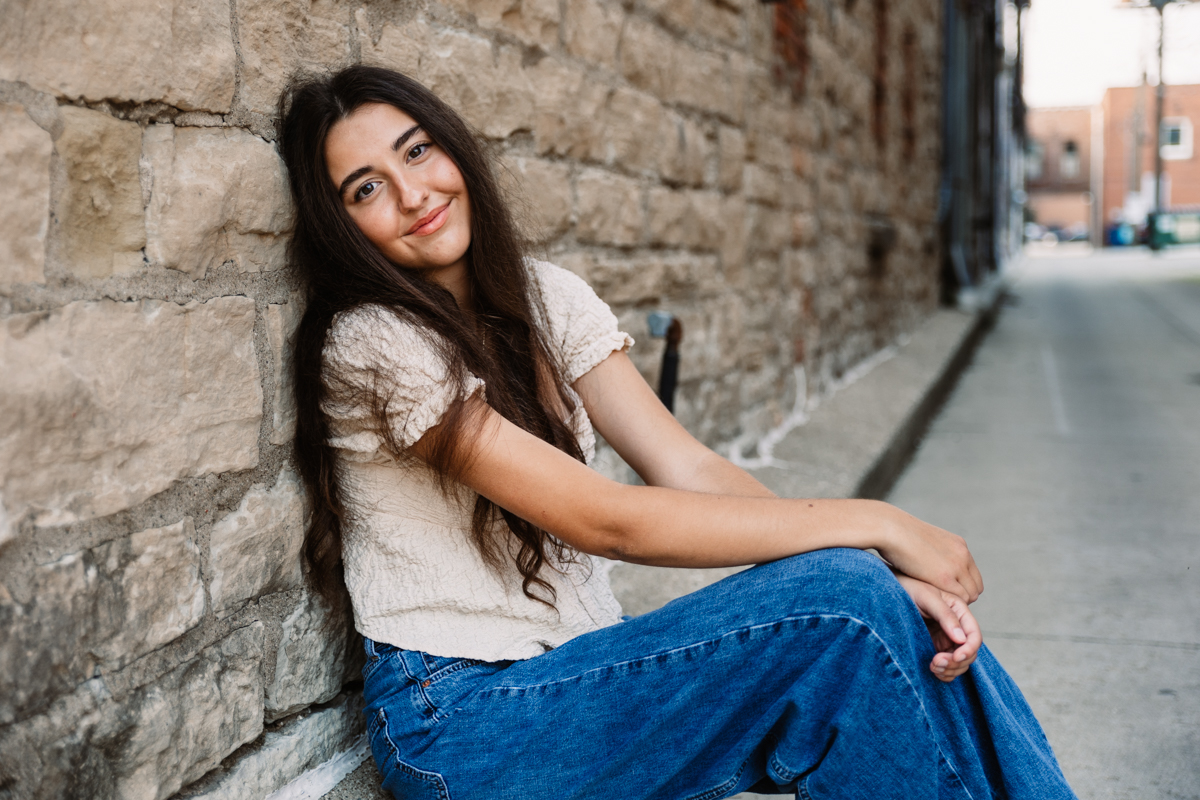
[280,66,1076,800]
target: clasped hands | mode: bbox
[876,506,985,683]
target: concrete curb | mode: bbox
[855,295,1002,500]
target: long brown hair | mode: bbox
[278,66,585,610]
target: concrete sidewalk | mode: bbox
[318,301,998,800]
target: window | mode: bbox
[1026,142,1044,180]
[1060,141,1080,178]
[1161,118,1193,160]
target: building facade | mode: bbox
[1025,106,1093,238]
[1099,82,1200,233]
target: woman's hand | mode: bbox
[874,505,984,604]
[894,573,982,682]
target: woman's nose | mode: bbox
[395,174,428,213]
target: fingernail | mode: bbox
[953,627,964,639]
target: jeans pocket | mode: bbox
[422,658,510,724]
[362,639,399,682]
[370,707,451,800]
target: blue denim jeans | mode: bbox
[361,549,1077,800]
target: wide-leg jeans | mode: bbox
[361,548,1078,800]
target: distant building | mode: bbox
[1025,106,1094,240]
[1025,82,1200,245]
[1099,83,1200,233]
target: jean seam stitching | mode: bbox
[479,613,866,696]
[378,708,452,800]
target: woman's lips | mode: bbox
[405,202,451,236]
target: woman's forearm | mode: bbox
[598,487,885,567]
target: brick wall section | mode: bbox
[0,0,944,796]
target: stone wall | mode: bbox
[0,0,944,796]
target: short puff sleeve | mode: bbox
[322,305,485,458]
[528,260,634,385]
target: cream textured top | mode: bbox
[322,260,632,661]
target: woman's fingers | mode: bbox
[895,574,983,683]
[931,593,982,682]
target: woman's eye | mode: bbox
[354,181,380,202]
[407,142,430,161]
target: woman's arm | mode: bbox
[412,368,983,602]
[573,352,776,498]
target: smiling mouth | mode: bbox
[405,202,451,236]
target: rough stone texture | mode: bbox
[0,624,264,800]
[0,297,262,533]
[575,169,644,246]
[182,694,365,800]
[209,469,306,615]
[501,155,574,241]
[0,0,237,112]
[265,591,353,720]
[237,0,353,116]
[144,125,294,278]
[267,299,303,446]
[0,103,52,286]
[442,0,561,49]
[0,518,204,724]
[563,0,624,68]
[52,106,146,279]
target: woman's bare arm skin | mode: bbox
[412,352,982,602]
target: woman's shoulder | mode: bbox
[326,304,437,371]
[525,258,598,304]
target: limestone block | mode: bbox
[0,0,236,112]
[52,107,146,279]
[92,520,205,666]
[719,195,747,277]
[658,112,708,187]
[744,162,782,206]
[745,204,791,259]
[267,299,303,446]
[0,103,51,286]
[185,693,366,800]
[356,10,428,76]
[0,520,201,724]
[694,0,742,45]
[619,17,678,98]
[501,156,573,240]
[109,623,265,800]
[442,0,561,48]
[566,251,720,305]
[265,591,352,719]
[0,297,261,534]
[574,169,642,246]
[670,45,730,118]
[717,125,745,192]
[564,0,623,68]
[646,188,691,248]
[689,190,724,251]
[419,30,536,139]
[596,88,670,175]
[144,125,293,278]
[209,469,306,615]
[528,57,609,158]
[0,624,262,800]
[642,0,696,31]
[237,0,352,116]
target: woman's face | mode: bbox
[325,103,472,281]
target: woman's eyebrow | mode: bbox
[337,124,424,198]
[393,124,422,152]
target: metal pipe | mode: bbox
[647,312,684,414]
